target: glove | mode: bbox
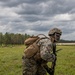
[44,65,53,74]
[46,68,53,74]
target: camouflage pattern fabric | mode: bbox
[22,38,55,75]
[37,38,55,62]
[48,28,62,36]
[22,56,47,75]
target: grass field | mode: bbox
[0,45,75,75]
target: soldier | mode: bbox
[22,28,62,75]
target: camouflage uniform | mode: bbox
[22,38,55,75]
[22,28,62,75]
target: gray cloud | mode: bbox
[0,0,47,7]
[20,15,49,22]
[0,0,75,40]
[16,4,42,15]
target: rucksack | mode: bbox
[24,34,48,58]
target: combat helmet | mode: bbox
[48,28,62,36]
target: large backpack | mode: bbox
[24,34,48,58]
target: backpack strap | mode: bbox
[35,34,49,44]
[37,34,48,38]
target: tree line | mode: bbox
[0,32,30,46]
[59,39,75,43]
[0,32,75,46]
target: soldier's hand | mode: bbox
[47,68,53,74]
[44,65,52,74]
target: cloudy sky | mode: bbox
[0,0,75,40]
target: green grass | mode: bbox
[0,45,25,75]
[55,46,75,75]
[0,45,75,75]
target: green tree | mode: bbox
[4,32,11,46]
[0,32,3,46]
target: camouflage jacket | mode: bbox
[37,38,55,62]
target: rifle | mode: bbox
[56,49,62,52]
[46,44,62,75]
[55,48,62,56]
[49,44,62,75]
[50,44,62,75]
[44,44,56,75]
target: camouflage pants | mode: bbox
[22,56,47,75]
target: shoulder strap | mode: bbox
[35,34,49,44]
[37,34,48,38]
